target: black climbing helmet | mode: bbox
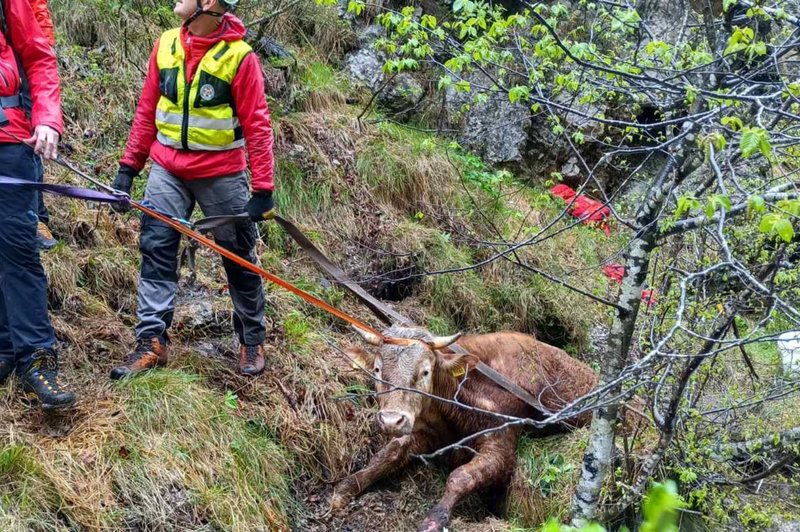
[185,0,239,26]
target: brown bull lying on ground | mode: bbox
[331,325,613,532]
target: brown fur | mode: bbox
[331,327,609,532]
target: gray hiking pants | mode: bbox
[135,163,266,345]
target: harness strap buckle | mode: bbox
[0,94,22,109]
[0,94,22,127]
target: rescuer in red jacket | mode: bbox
[0,0,77,409]
[109,0,276,379]
[20,0,59,250]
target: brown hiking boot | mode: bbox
[110,336,168,380]
[239,344,265,376]
[37,222,57,250]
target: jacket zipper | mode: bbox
[0,66,8,89]
[181,59,190,150]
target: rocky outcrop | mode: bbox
[344,25,425,116]
[444,72,530,163]
[345,47,385,90]
[377,73,424,114]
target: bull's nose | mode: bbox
[377,411,411,434]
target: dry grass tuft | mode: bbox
[355,122,460,214]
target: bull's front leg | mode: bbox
[418,436,517,532]
[330,432,432,511]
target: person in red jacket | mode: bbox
[19,0,58,250]
[109,0,275,379]
[30,0,55,46]
[0,0,76,409]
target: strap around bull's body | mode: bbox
[447,341,554,415]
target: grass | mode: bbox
[0,444,66,531]
[355,122,459,214]
[111,370,294,530]
[507,430,588,528]
[0,2,633,529]
[295,61,349,112]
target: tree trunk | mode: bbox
[570,124,701,524]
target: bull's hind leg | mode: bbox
[418,434,517,532]
[330,432,433,511]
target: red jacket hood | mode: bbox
[180,13,248,49]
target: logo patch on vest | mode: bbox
[199,84,216,102]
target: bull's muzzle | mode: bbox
[377,410,413,436]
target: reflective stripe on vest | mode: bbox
[154,27,252,151]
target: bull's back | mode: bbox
[457,332,598,427]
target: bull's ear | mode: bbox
[345,344,376,372]
[436,349,479,377]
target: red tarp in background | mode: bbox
[550,184,612,236]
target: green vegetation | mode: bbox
[2,0,796,530]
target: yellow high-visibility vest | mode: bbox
[154,28,252,151]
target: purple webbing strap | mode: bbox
[0,175,127,204]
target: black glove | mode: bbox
[110,164,138,213]
[247,191,275,222]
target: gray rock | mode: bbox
[636,0,699,46]
[174,296,232,337]
[356,24,386,47]
[345,47,385,90]
[557,94,605,136]
[344,24,425,116]
[444,72,530,163]
[253,35,292,59]
[377,73,425,114]
[771,519,800,532]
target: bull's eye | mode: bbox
[422,370,430,377]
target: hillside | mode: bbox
[2,0,799,531]
[1,1,617,530]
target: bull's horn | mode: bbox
[429,332,462,349]
[352,325,383,346]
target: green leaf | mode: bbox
[508,85,530,104]
[775,218,795,243]
[759,213,780,234]
[454,79,471,93]
[706,202,715,220]
[748,195,766,214]
[640,481,684,532]
[740,127,770,158]
[778,199,800,216]
[721,116,744,131]
[675,195,700,217]
[421,14,437,28]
